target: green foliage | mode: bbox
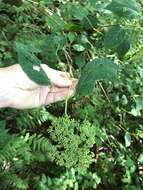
[0,0,143,189]
[104,25,127,49]
[76,58,118,96]
[105,0,140,19]
[16,43,50,85]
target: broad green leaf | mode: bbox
[104,26,127,49]
[41,34,66,66]
[125,132,131,147]
[116,39,130,59]
[70,5,88,20]
[105,0,140,19]
[16,42,50,86]
[45,14,66,32]
[81,14,98,30]
[76,58,118,97]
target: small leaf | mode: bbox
[135,96,143,111]
[121,95,128,105]
[68,32,76,43]
[73,44,85,52]
[76,58,118,97]
[125,132,131,147]
[138,154,143,164]
[16,42,50,86]
[75,55,86,69]
[137,130,143,139]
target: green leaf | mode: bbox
[135,96,143,111]
[116,39,130,59]
[70,5,88,20]
[16,42,50,86]
[105,0,140,19]
[125,132,131,147]
[41,34,66,66]
[104,26,127,49]
[137,130,143,139]
[75,55,86,69]
[138,154,143,164]
[73,44,85,52]
[45,14,66,32]
[76,58,118,97]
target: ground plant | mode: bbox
[0,0,143,189]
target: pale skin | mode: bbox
[0,64,77,109]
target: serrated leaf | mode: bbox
[76,58,118,97]
[125,132,131,147]
[16,42,50,86]
[104,26,127,50]
[105,0,140,19]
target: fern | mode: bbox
[15,107,54,128]
[29,133,58,160]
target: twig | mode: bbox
[97,81,111,103]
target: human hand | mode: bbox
[0,64,77,109]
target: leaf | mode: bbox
[104,26,127,50]
[137,130,143,139]
[138,154,143,164]
[125,132,131,147]
[41,34,66,66]
[70,5,88,20]
[76,58,118,97]
[16,42,50,86]
[81,14,98,30]
[116,39,130,59]
[73,44,85,52]
[105,0,140,19]
[45,14,66,32]
[75,55,86,69]
[135,96,143,111]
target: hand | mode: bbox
[0,64,77,109]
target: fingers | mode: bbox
[7,79,78,109]
[39,79,77,106]
[5,64,73,90]
[41,64,73,88]
[60,72,70,78]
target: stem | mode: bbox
[97,81,111,103]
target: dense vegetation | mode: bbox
[0,0,143,189]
